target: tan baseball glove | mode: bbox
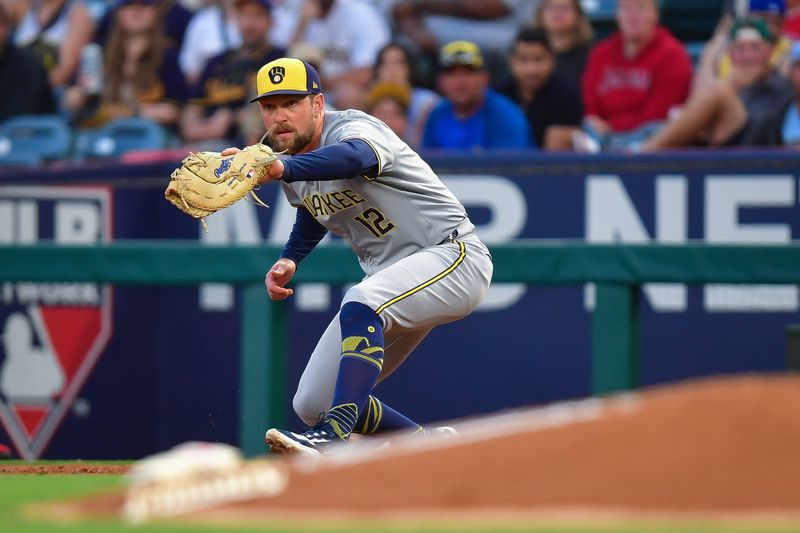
[165,143,277,231]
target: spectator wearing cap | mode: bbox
[695,0,792,94]
[286,0,389,96]
[421,40,531,150]
[728,1,788,77]
[496,27,583,151]
[0,2,57,123]
[642,18,793,150]
[365,81,412,143]
[180,0,285,148]
[579,0,692,150]
[13,0,94,89]
[63,0,188,130]
[780,42,800,145]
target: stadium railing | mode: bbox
[2,241,799,455]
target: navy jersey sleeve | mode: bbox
[281,139,379,182]
[281,206,328,264]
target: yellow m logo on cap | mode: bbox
[269,66,285,84]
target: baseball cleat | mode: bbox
[418,426,458,438]
[266,419,348,457]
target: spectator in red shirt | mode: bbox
[784,0,800,40]
[578,0,692,151]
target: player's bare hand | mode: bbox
[259,158,284,184]
[221,147,241,156]
[266,258,296,300]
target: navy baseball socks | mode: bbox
[356,395,421,434]
[266,302,423,456]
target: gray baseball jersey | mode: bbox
[280,109,470,276]
[281,110,494,425]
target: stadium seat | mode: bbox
[582,0,616,21]
[0,152,43,167]
[0,114,73,165]
[74,117,169,160]
[661,0,724,43]
[583,0,617,40]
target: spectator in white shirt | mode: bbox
[287,0,390,89]
[179,0,241,84]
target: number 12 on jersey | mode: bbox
[354,207,396,238]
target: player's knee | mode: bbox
[340,285,372,309]
[292,391,326,426]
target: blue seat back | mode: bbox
[0,115,73,163]
[75,117,169,159]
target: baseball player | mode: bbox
[227,57,493,456]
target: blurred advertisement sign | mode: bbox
[0,186,113,459]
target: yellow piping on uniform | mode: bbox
[370,397,383,434]
[376,240,466,314]
[346,136,381,181]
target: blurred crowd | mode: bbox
[2,0,800,159]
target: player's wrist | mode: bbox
[260,158,285,183]
[276,157,294,182]
[277,257,297,272]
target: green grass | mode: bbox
[0,469,798,533]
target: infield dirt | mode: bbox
[35,373,800,526]
[0,464,129,475]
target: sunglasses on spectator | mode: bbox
[440,52,482,69]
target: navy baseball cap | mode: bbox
[250,58,322,102]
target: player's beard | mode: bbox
[267,124,314,154]
[267,110,314,154]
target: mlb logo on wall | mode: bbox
[0,186,113,459]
